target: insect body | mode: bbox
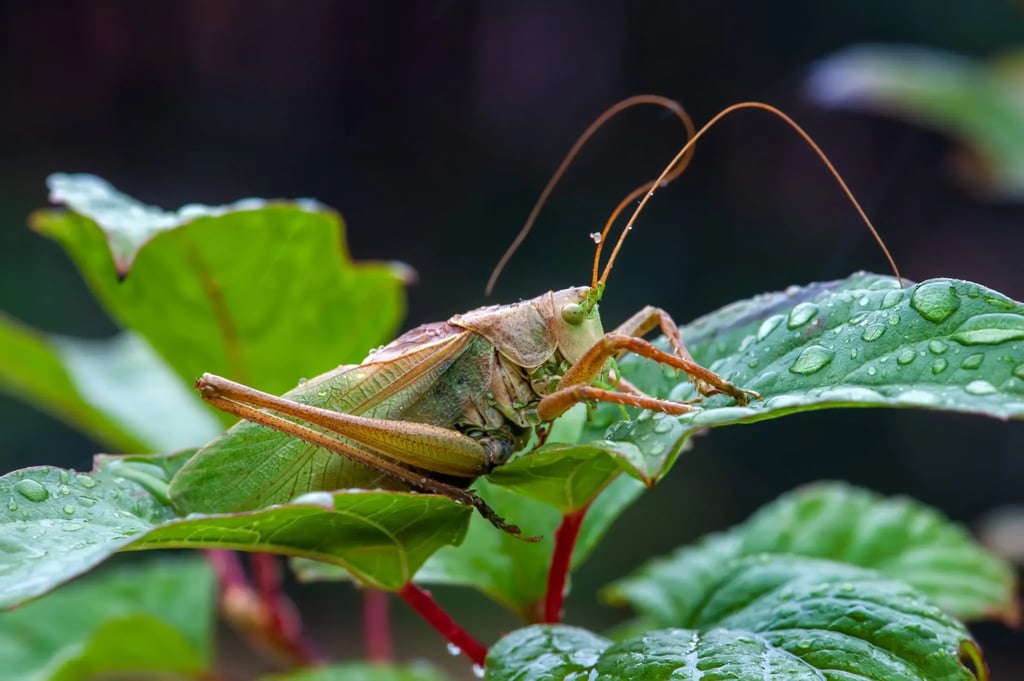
[170,285,754,537]
[169,96,897,538]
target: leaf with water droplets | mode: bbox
[602,273,1024,483]
[0,452,471,608]
[488,555,985,681]
[604,482,1017,626]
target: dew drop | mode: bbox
[1014,364,1024,380]
[928,340,947,354]
[950,313,1024,346]
[849,348,858,359]
[7,499,18,512]
[787,303,819,329]
[747,358,760,369]
[472,664,485,679]
[887,314,900,326]
[931,358,948,375]
[62,505,76,516]
[896,349,916,366]
[909,282,960,323]
[757,314,785,341]
[589,232,602,244]
[880,290,903,309]
[59,470,69,484]
[14,479,48,502]
[964,380,997,396]
[960,353,984,370]
[789,346,834,375]
[652,417,673,434]
[59,485,71,496]
[867,366,878,376]
[447,643,462,657]
[861,324,886,342]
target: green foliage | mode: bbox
[604,482,1017,625]
[807,45,1024,198]
[0,176,1015,678]
[0,558,214,681]
[488,556,982,681]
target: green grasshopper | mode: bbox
[169,97,899,538]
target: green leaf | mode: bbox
[807,45,1024,198]
[295,475,643,621]
[0,316,220,452]
[0,558,214,681]
[603,274,1024,483]
[33,174,408,408]
[488,556,985,681]
[0,454,471,607]
[261,662,451,681]
[605,482,1018,625]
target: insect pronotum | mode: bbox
[169,96,901,539]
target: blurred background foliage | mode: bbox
[1,0,1022,676]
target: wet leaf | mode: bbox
[487,555,985,681]
[605,482,1017,625]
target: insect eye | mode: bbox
[561,303,585,325]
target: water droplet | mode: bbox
[960,353,984,370]
[447,643,462,657]
[59,485,70,496]
[787,303,819,329]
[849,312,868,325]
[296,377,308,386]
[62,505,76,516]
[589,232,602,244]
[58,470,69,484]
[7,499,18,512]
[887,314,900,326]
[1014,364,1024,380]
[928,340,947,354]
[897,349,916,365]
[861,324,886,342]
[964,380,997,396]
[867,366,878,376]
[909,282,960,323]
[747,358,760,369]
[880,290,903,309]
[110,490,120,500]
[757,314,785,341]
[472,664,485,679]
[790,346,834,375]
[950,313,1024,346]
[931,358,948,375]
[652,417,673,434]
[14,479,48,502]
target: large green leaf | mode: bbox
[487,555,985,681]
[807,45,1024,198]
[0,317,220,452]
[604,482,1017,625]
[33,174,408,409]
[0,558,214,681]
[0,452,471,608]
[599,274,1024,482]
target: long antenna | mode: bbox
[485,95,696,295]
[596,101,903,289]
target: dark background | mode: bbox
[1,1,1022,677]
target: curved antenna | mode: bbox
[597,101,903,289]
[485,95,695,295]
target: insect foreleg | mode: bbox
[538,332,760,422]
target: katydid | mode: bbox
[168,97,900,539]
